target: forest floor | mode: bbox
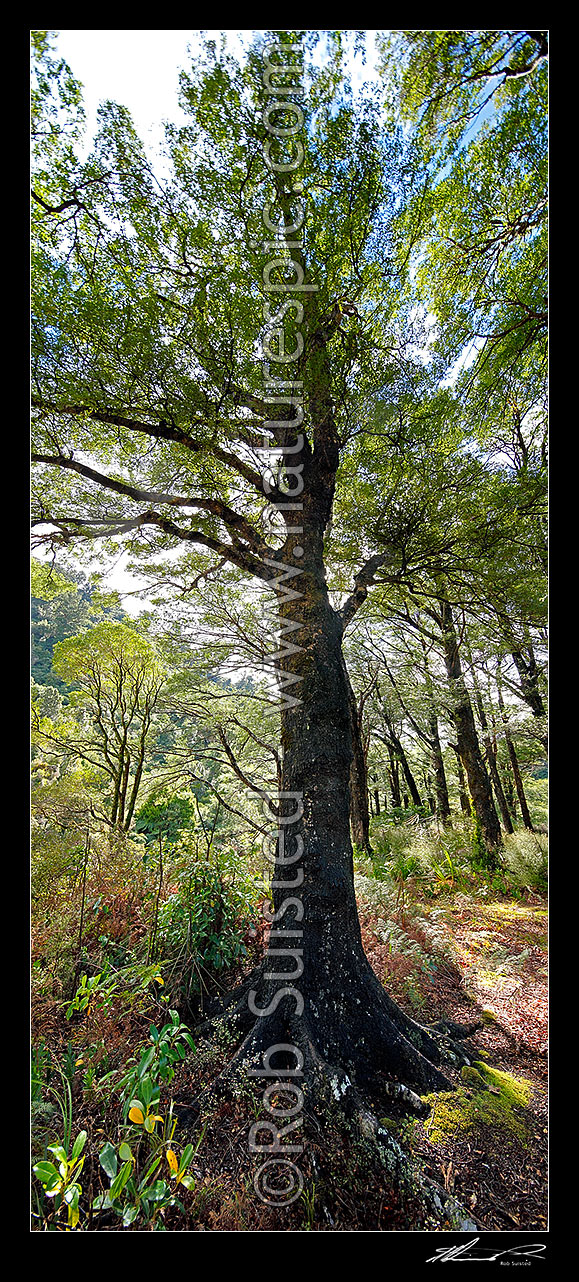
[153,882,549,1232]
[358,888,548,1232]
[31,876,548,1232]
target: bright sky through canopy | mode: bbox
[51,30,252,158]
[38,29,381,611]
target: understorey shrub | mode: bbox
[502,831,548,895]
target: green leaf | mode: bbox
[179,1144,194,1172]
[47,1144,67,1164]
[147,1180,170,1202]
[138,1047,155,1075]
[93,1191,113,1211]
[99,1141,118,1179]
[110,1160,133,1200]
[33,1161,60,1188]
[71,1130,88,1163]
[119,1142,133,1162]
[141,1155,162,1184]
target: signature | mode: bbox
[426,1238,546,1263]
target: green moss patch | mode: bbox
[460,1065,486,1087]
[420,1062,532,1145]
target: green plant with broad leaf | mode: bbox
[33,1130,87,1230]
[115,1010,196,1123]
[94,1119,203,1228]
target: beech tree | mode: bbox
[31,29,546,1122]
[34,621,167,830]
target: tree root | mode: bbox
[191,955,481,1108]
[184,988,483,1230]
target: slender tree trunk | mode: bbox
[451,745,471,815]
[388,746,402,808]
[419,635,451,823]
[464,644,514,836]
[429,712,451,822]
[511,645,547,725]
[497,670,535,831]
[117,749,131,829]
[385,724,422,807]
[438,594,501,855]
[346,673,373,854]
[374,788,380,816]
[502,759,517,820]
[489,707,517,822]
[125,708,152,829]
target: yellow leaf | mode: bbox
[129,1106,145,1125]
[166,1149,178,1172]
[153,975,164,985]
[75,1058,84,1067]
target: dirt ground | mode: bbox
[359,890,548,1231]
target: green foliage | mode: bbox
[33,1129,87,1231]
[502,830,548,894]
[94,1132,198,1229]
[64,962,168,1021]
[384,30,547,414]
[156,853,260,995]
[93,1015,199,1228]
[135,795,195,846]
[116,1010,195,1116]
[31,558,76,601]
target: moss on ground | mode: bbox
[419,1062,532,1145]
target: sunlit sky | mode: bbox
[41,31,248,609]
[52,30,246,160]
[51,29,379,159]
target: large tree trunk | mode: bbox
[190,298,480,1197]
[202,547,478,1109]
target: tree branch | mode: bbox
[32,396,266,494]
